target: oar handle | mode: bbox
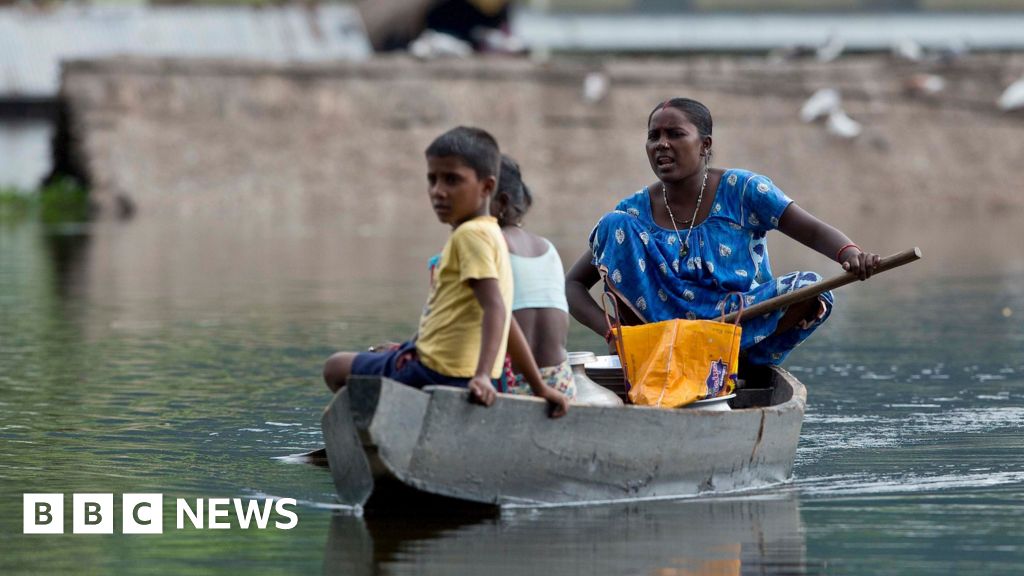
[721,247,922,324]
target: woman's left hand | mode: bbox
[841,249,881,280]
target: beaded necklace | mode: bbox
[661,168,708,259]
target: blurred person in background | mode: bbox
[358,0,516,53]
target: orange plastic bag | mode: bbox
[604,292,742,408]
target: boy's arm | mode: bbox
[467,278,503,407]
[507,317,570,418]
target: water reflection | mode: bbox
[323,495,810,576]
[3,206,1024,574]
[43,224,92,300]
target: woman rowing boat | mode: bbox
[566,97,881,365]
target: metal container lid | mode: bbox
[567,351,598,366]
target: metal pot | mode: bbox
[567,351,624,406]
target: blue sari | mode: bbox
[590,169,833,365]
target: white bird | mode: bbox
[582,72,610,104]
[409,30,473,60]
[800,88,841,123]
[893,38,924,62]
[905,73,946,96]
[816,34,845,63]
[826,109,862,139]
[997,78,1024,111]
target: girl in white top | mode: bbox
[491,155,575,399]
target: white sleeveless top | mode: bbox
[509,239,569,313]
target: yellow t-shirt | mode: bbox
[416,216,513,379]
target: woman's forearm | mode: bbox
[565,250,608,336]
[779,203,858,261]
[566,280,608,336]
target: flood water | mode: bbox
[2,199,1023,574]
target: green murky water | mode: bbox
[2,212,1023,575]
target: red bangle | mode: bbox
[604,328,615,343]
[835,243,860,262]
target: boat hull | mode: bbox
[322,367,805,507]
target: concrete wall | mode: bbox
[61,54,1024,228]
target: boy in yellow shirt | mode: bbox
[323,126,569,417]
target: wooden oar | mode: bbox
[721,247,922,324]
[275,447,329,468]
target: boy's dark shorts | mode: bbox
[350,340,470,388]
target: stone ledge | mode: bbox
[58,54,1024,222]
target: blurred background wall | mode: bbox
[57,52,1024,229]
[2,0,1024,224]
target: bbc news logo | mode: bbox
[23,493,298,534]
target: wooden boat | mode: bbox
[315,250,930,507]
[321,362,805,508]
